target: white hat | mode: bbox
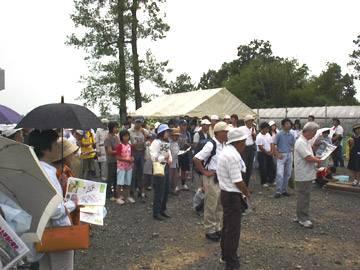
[224,115,231,119]
[201,119,211,125]
[214,122,231,132]
[244,115,254,122]
[211,115,220,121]
[154,122,161,129]
[227,128,249,144]
[268,120,276,127]
[2,125,22,138]
[101,118,109,124]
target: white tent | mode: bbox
[131,88,258,119]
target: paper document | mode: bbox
[177,146,191,156]
[65,178,107,206]
[0,216,29,270]
[320,144,337,161]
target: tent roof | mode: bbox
[131,88,258,119]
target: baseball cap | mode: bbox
[179,119,187,126]
[211,115,220,121]
[224,115,231,120]
[134,116,144,123]
[2,125,22,138]
[214,122,231,132]
[201,119,211,125]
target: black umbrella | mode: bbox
[16,99,103,130]
[16,97,103,173]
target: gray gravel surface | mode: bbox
[74,168,360,270]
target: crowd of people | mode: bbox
[1,112,360,270]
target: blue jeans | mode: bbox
[276,152,293,194]
[152,165,170,216]
[331,145,344,167]
[131,152,145,193]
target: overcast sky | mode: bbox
[1,0,359,116]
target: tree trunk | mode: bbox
[118,0,127,124]
[131,0,142,109]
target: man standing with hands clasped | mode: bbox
[294,122,322,228]
[217,128,251,270]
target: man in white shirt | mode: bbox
[294,122,322,228]
[209,115,220,138]
[239,115,257,188]
[217,128,251,270]
[95,118,109,181]
[193,119,211,148]
[331,118,344,167]
[193,122,230,242]
[256,122,276,187]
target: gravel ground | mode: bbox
[74,166,360,270]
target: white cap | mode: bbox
[201,119,211,125]
[2,125,22,138]
[214,122,231,132]
[154,122,161,129]
[224,115,231,119]
[101,118,109,124]
[268,120,276,127]
[211,115,220,121]
[227,128,249,144]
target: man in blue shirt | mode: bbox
[272,118,295,198]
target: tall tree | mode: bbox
[163,73,195,94]
[348,34,360,80]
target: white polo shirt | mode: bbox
[217,144,244,193]
[194,137,224,171]
[294,135,317,181]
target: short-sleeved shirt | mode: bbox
[294,135,317,181]
[217,144,244,193]
[194,137,224,171]
[128,127,148,152]
[178,131,191,150]
[81,131,96,159]
[256,133,272,152]
[239,125,255,146]
[273,130,295,153]
[104,135,120,163]
[116,143,134,170]
[332,125,344,145]
[193,131,210,144]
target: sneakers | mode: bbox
[299,220,313,228]
[269,182,276,186]
[293,216,299,223]
[180,184,189,191]
[262,183,269,188]
[126,197,136,204]
[274,193,281,198]
[352,179,359,186]
[282,191,291,197]
[205,232,220,242]
[141,194,146,203]
[116,198,125,205]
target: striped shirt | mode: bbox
[217,144,244,193]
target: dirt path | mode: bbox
[75,168,360,270]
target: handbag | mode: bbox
[153,161,165,177]
[35,208,90,253]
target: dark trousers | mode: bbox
[152,165,170,216]
[241,145,255,187]
[131,151,145,193]
[257,152,276,185]
[331,145,344,167]
[220,191,242,269]
[106,162,117,198]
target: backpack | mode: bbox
[193,139,217,175]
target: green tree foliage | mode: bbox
[348,35,360,80]
[66,0,169,121]
[199,39,358,108]
[163,73,195,94]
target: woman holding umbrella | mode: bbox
[150,124,172,221]
[28,130,78,269]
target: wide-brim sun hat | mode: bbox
[214,122,231,132]
[318,127,331,134]
[268,120,276,127]
[53,138,79,162]
[227,128,249,144]
[244,115,255,122]
[171,128,180,136]
[157,124,172,135]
